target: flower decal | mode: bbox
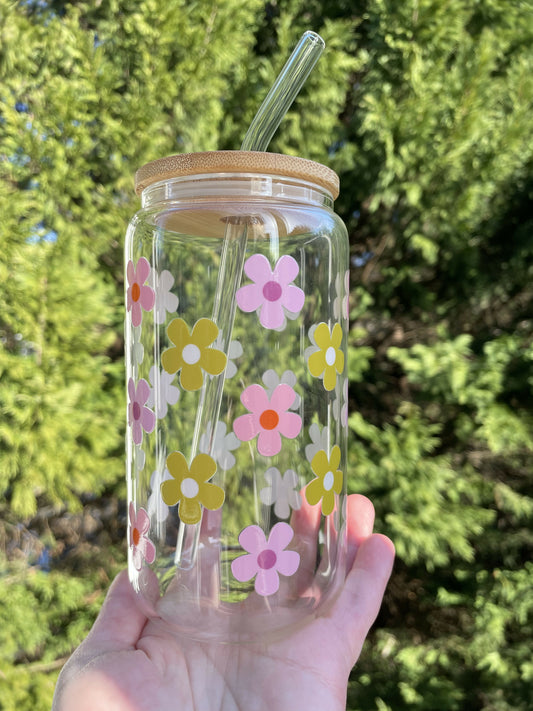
[128,378,156,446]
[307,322,344,392]
[150,268,179,324]
[129,504,156,570]
[262,369,301,410]
[304,423,330,464]
[161,451,225,525]
[147,466,173,523]
[231,522,300,596]
[162,318,227,392]
[233,383,302,457]
[305,445,343,516]
[260,467,302,519]
[147,365,180,419]
[199,420,240,471]
[126,257,155,327]
[236,254,305,330]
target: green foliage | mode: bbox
[0,0,532,709]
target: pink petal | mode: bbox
[132,420,143,445]
[137,535,156,565]
[135,507,151,535]
[277,411,302,440]
[231,553,259,582]
[243,254,272,284]
[282,284,305,313]
[270,383,296,412]
[240,384,270,414]
[128,501,136,528]
[128,378,136,403]
[273,255,299,286]
[233,413,259,442]
[255,567,280,596]
[267,522,294,552]
[259,300,285,330]
[131,546,143,571]
[275,549,300,577]
[236,283,265,313]
[131,302,142,328]
[136,256,151,284]
[136,379,151,405]
[257,429,282,457]
[139,284,155,312]
[238,524,266,554]
[141,406,155,434]
[126,260,136,286]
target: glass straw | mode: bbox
[174,31,325,568]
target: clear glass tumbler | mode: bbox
[124,151,350,642]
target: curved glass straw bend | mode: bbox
[241,31,325,151]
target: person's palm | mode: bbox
[53,495,394,711]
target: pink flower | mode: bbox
[126,257,155,327]
[129,503,156,570]
[236,254,305,330]
[128,377,155,445]
[233,383,302,456]
[231,522,300,596]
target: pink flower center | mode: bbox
[263,280,282,302]
[132,402,142,421]
[257,549,277,570]
[259,409,279,430]
[132,527,141,546]
[131,282,141,302]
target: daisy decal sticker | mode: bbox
[236,254,305,330]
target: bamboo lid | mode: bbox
[135,150,339,199]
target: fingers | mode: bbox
[335,532,395,666]
[345,493,376,571]
[83,569,149,653]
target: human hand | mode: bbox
[53,494,394,711]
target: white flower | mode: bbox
[147,365,180,419]
[259,468,302,519]
[333,270,350,321]
[150,269,179,325]
[199,420,240,470]
[147,467,173,522]
[225,340,243,379]
[132,325,144,365]
[262,369,301,410]
[332,378,349,426]
[135,445,146,471]
[305,423,330,464]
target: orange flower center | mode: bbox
[259,409,279,430]
[131,282,141,302]
[132,527,141,546]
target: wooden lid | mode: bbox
[135,150,339,198]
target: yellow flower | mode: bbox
[305,445,343,516]
[307,323,344,391]
[162,318,227,392]
[161,451,225,525]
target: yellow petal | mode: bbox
[167,318,190,348]
[323,364,337,391]
[191,318,218,348]
[201,347,227,376]
[313,322,331,349]
[179,497,202,524]
[335,350,345,374]
[180,363,204,391]
[331,323,343,349]
[329,445,341,471]
[166,451,189,481]
[200,482,225,511]
[161,346,183,375]
[333,469,343,495]
[308,350,326,378]
[305,477,324,507]
[321,490,335,516]
[311,449,329,477]
[161,479,182,506]
[190,453,217,483]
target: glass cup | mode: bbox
[125,151,350,642]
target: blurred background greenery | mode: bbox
[1,0,532,708]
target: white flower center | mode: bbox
[323,471,335,491]
[325,346,337,366]
[181,477,199,499]
[182,343,201,365]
